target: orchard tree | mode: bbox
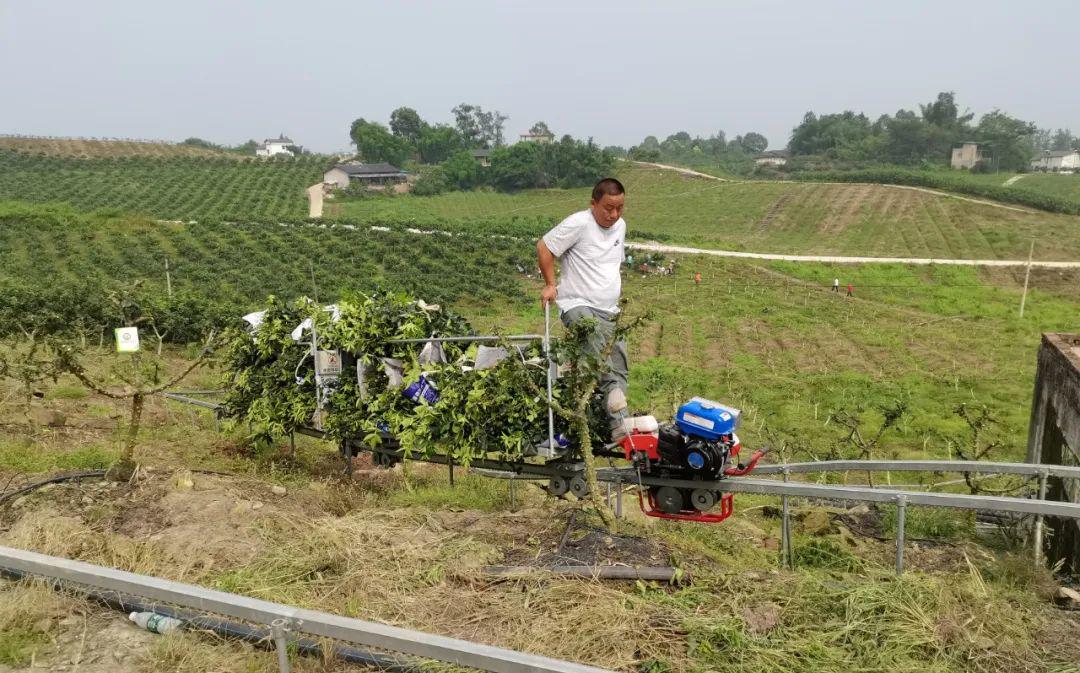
[53,283,218,480]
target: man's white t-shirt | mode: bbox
[542,209,625,313]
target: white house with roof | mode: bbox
[255,134,295,157]
[323,162,409,189]
[1031,150,1080,173]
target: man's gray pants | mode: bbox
[560,306,629,431]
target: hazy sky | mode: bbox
[2,1,1077,153]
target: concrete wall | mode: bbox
[323,167,350,189]
[1026,333,1080,572]
[951,143,981,169]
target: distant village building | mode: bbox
[950,141,990,170]
[518,131,555,145]
[470,149,492,167]
[1031,150,1080,173]
[753,150,789,167]
[255,134,296,157]
[323,163,408,189]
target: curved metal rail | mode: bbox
[163,392,1078,574]
[753,459,1080,480]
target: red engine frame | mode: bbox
[619,428,767,523]
[639,490,735,523]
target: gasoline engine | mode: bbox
[617,397,766,522]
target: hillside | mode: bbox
[3,202,1077,462]
[337,163,1080,261]
[0,136,234,158]
[3,228,1080,671]
[3,197,1080,671]
[0,150,323,221]
[961,171,1080,202]
[0,202,531,319]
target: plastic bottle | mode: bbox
[129,611,183,634]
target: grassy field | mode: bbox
[337,163,1080,260]
[0,150,322,221]
[1,345,1078,672]
[2,164,1080,670]
[960,171,1080,200]
[468,260,1080,463]
[3,200,1078,459]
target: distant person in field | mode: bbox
[537,177,629,441]
[846,283,854,297]
[833,278,840,293]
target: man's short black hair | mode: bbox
[591,177,625,202]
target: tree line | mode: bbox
[786,92,1077,172]
[609,129,769,175]
[348,105,613,193]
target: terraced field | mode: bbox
[338,163,1080,260]
[0,136,231,158]
[0,149,323,221]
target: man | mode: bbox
[537,177,629,441]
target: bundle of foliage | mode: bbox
[218,291,632,476]
[220,297,315,444]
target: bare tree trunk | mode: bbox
[573,397,615,532]
[109,392,143,481]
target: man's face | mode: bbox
[591,193,625,228]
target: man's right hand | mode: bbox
[540,284,557,307]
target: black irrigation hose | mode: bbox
[0,470,107,507]
[0,567,419,672]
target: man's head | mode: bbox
[590,177,625,228]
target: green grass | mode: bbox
[48,384,89,400]
[0,440,116,473]
[335,163,1080,260]
[947,171,1080,201]
[0,626,48,665]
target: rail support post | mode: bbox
[271,618,292,673]
[1033,469,1049,567]
[448,461,455,488]
[895,495,908,575]
[615,479,623,519]
[509,480,516,509]
[781,468,792,569]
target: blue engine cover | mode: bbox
[676,397,740,441]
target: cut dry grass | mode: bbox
[0,581,71,665]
